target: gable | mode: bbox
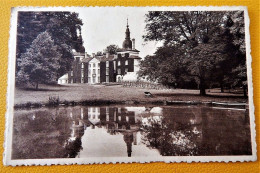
[89,57,100,63]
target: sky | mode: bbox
[75,8,163,58]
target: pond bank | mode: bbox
[14,84,248,109]
[14,99,248,110]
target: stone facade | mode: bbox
[64,20,141,84]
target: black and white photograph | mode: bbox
[4,6,256,165]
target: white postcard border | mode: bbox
[4,6,257,166]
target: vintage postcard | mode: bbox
[4,6,256,166]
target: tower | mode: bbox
[122,18,132,50]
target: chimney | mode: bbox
[132,38,135,50]
[106,52,109,58]
[92,53,95,57]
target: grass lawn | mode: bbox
[14,83,248,106]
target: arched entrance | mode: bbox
[117,75,122,83]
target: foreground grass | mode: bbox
[14,84,248,107]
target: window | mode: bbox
[81,63,84,69]
[125,60,128,65]
[98,77,100,83]
[81,69,84,77]
[89,64,91,68]
[106,68,109,75]
[117,69,121,75]
[93,77,96,83]
[106,107,109,121]
[125,68,128,73]
[113,61,116,69]
[106,76,109,82]
[81,78,84,83]
[98,69,100,74]
[88,69,91,75]
[118,61,121,66]
[93,69,96,74]
[98,63,100,67]
[71,71,73,76]
[88,77,91,82]
[93,63,96,67]
[106,61,109,67]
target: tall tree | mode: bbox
[16,12,84,77]
[223,11,247,96]
[17,32,61,89]
[141,11,245,95]
[139,46,192,88]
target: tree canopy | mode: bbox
[16,12,84,78]
[17,32,61,89]
[104,44,120,54]
[140,11,246,96]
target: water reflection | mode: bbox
[12,105,252,159]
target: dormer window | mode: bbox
[106,61,109,67]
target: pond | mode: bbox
[11,104,252,159]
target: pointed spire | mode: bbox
[122,17,132,50]
[125,18,130,39]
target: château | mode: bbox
[58,19,141,84]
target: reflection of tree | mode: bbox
[12,108,84,159]
[141,116,199,156]
[63,120,85,158]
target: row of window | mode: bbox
[88,63,100,68]
[116,60,128,66]
[80,60,129,71]
[117,68,128,75]
[72,60,129,80]
[87,69,100,75]
[73,67,128,78]
[87,77,101,83]
[106,60,128,67]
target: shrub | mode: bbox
[48,96,60,106]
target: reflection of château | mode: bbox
[67,106,142,157]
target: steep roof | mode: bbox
[96,55,116,62]
[117,48,140,53]
[58,73,68,80]
[129,55,142,59]
[81,57,94,63]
